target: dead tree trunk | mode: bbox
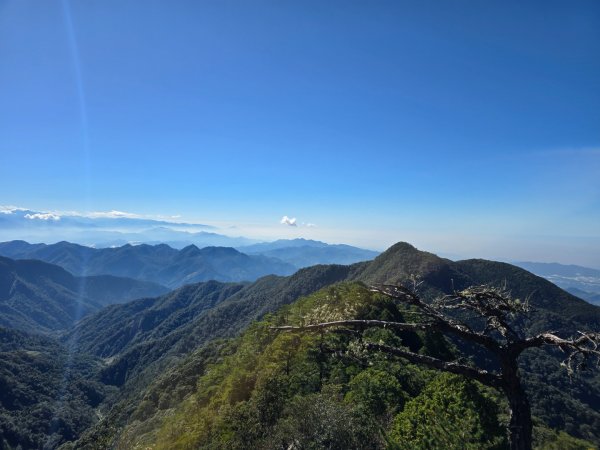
[501,353,532,450]
[272,283,600,450]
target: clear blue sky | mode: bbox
[1,1,599,264]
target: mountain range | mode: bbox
[0,241,296,288]
[71,242,599,389]
[69,244,600,448]
[1,242,599,448]
[238,238,379,267]
[0,256,168,333]
[0,208,385,259]
[0,239,379,289]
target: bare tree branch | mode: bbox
[273,317,501,353]
[511,331,600,373]
[369,285,501,352]
[362,342,504,389]
[272,322,503,388]
[271,282,600,450]
[435,285,526,342]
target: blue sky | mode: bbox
[1,1,599,265]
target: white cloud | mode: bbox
[85,210,140,219]
[157,214,182,220]
[305,223,317,228]
[24,213,61,221]
[0,205,27,214]
[280,215,297,227]
[0,205,216,228]
[4,206,137,220]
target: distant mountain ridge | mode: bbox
[0,256,168,332]
[515,261,600,278]
[238,238,379,268]
[0,240,297,288]
[565,287,600,305]
[239,238,333,252]
[0,239,379,289]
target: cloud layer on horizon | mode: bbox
[0,205,256,249]
[0,205,210,226]
[24,212,61,221]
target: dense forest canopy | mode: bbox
[1,242,599,449]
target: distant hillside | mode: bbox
[239,238,334,252]
[69,281,246,359]
[0,256,168,333]
[515,261,600,305]
[66,264,354,387]
[565,287,600,305]
[238,238,379,267]
[65,242,600,448]
[0,241,297,288]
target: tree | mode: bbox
[274,283,600,450]
[389,372,504,449]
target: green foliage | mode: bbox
[94,268,600,449]
[0,327,116,450]
[390,373,506,450]
[266,386,381,450]
[4,241,600,448]
[64,243,600,447]
[533,425,597,450]
[0,255,167,333]
[345,368,407,417]
[143,283,503,450]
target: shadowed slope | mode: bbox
[0,256,168,333]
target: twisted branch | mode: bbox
[512,331,600,374]
[272,322,503,389]
[363,342,504,389]
[271,283,599,387]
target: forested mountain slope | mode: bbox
[0,327,116,449]
[62,242,600,449]
[71,284,598,450]
[566,287,600,305]
[0,256,168,333]
[67,281,246,358]
[69,264,357,389]
[110,284,508,449]
[455,259,600,330]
